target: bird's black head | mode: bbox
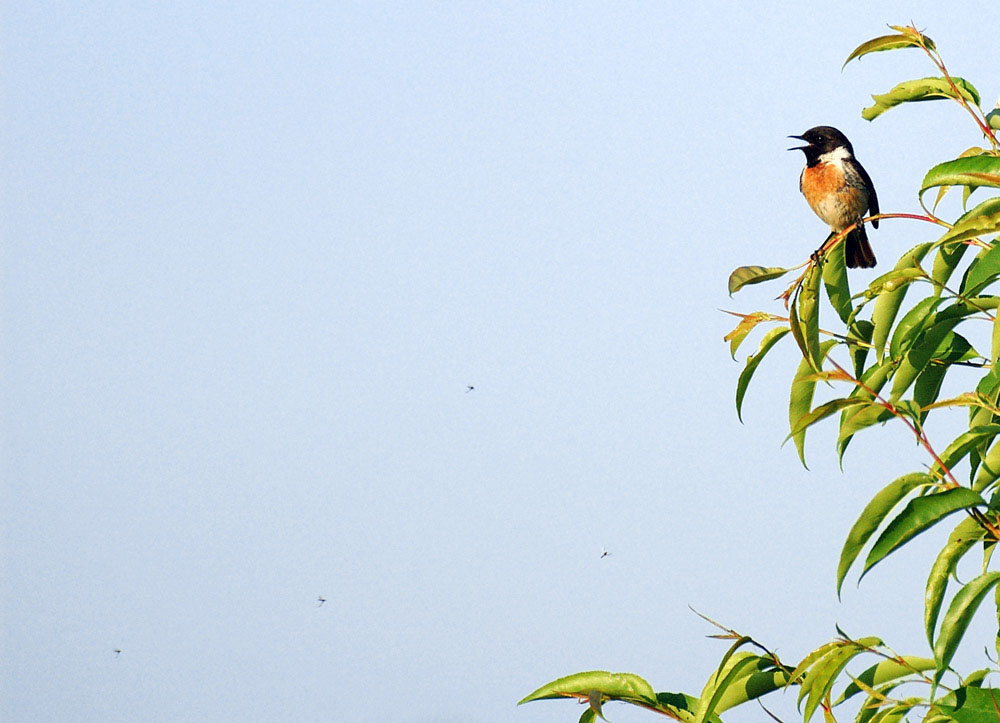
[788,126,853,165]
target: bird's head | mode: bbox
[788,126,853,164]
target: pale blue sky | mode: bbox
[3,3,998,722]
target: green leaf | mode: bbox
[871,243,934,361]
[728,266,791,295]
[889,296,941,361]
[861,487,985,581]
[931,148,988,212]
[913,332,977,414]
[789,340,837,466]
[848,320,875,378]
[795,265,822,371]
[889,318,968,402]
[736,327,792,422]
[789,398,870,438]
[863,267,927,299]
[940,198,1000,245]
[932,242,970,295]
[587,690,607,721]
[835,656,937,703]
[934,573,1000,674]
[712,662,789,714]
[987,108,1000,131]
[724,312,772,359]
[837,360,898,461]
[842,32,931,68]
[799,639,881,723]
[925,516,987,646]
[862,77,982,121]
[837,473,933,596]
[920,156,1000,205]
[961,242,1000,297]
[579,708,597,723]
[933,425,1000,478]
[973,438,1000,492]
[655,691,718,723]
[822,241,852,324]
[788,641,842,686]
[519,671,657,705]
[697,652,763,723]
[934,686,1000,722]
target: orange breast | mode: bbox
[801,162,864,230]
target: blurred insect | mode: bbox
[317,596,326,607]
[466,385,475,393]
[600,549,610,559]
[114,649,122,657]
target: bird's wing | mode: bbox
[851,159,879,228]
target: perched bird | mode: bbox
[789,126,879,268]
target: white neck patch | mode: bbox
[817,145,852,164]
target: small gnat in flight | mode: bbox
[317,596,326,607]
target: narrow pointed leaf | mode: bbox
[790,398,870,438]
[863,267,927,299]
[736,327,791,422]
[939,198,1000,244]
[519,671,656,705]
[836,657,936,704]
[932,424,1000,478]
[862,77,981,121]
[889,318,967,402]
[788,642,843,686]
[822,241,852,324]
[973,437,1000,492]
[920,156,1000,205]
[925,516,987,645]
[729,266,791,295]
[861,488,985,581]
[801,641,880,723]
[837,359,898,462]
[697,652,763,723]
[789,340,837,466]
[725,312,772,359]
[934,686,1000,723]
[871,243,933,361]
[847,320,875,378]
[837,473,932,595]
[842,33,929,68]
[913,332,977,413]
[932,241,970,294]
[960,242,1000,297]
[889,296,941,361]
[713,663,790,714]
[934,572,1000,673]
[793,265,822,371]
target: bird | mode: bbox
[317,596,326,607]
[789,126,879,268]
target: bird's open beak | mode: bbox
[788,134,808,151]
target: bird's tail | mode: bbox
[845,223,876,269]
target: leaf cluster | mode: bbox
[522,25,1000,722]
